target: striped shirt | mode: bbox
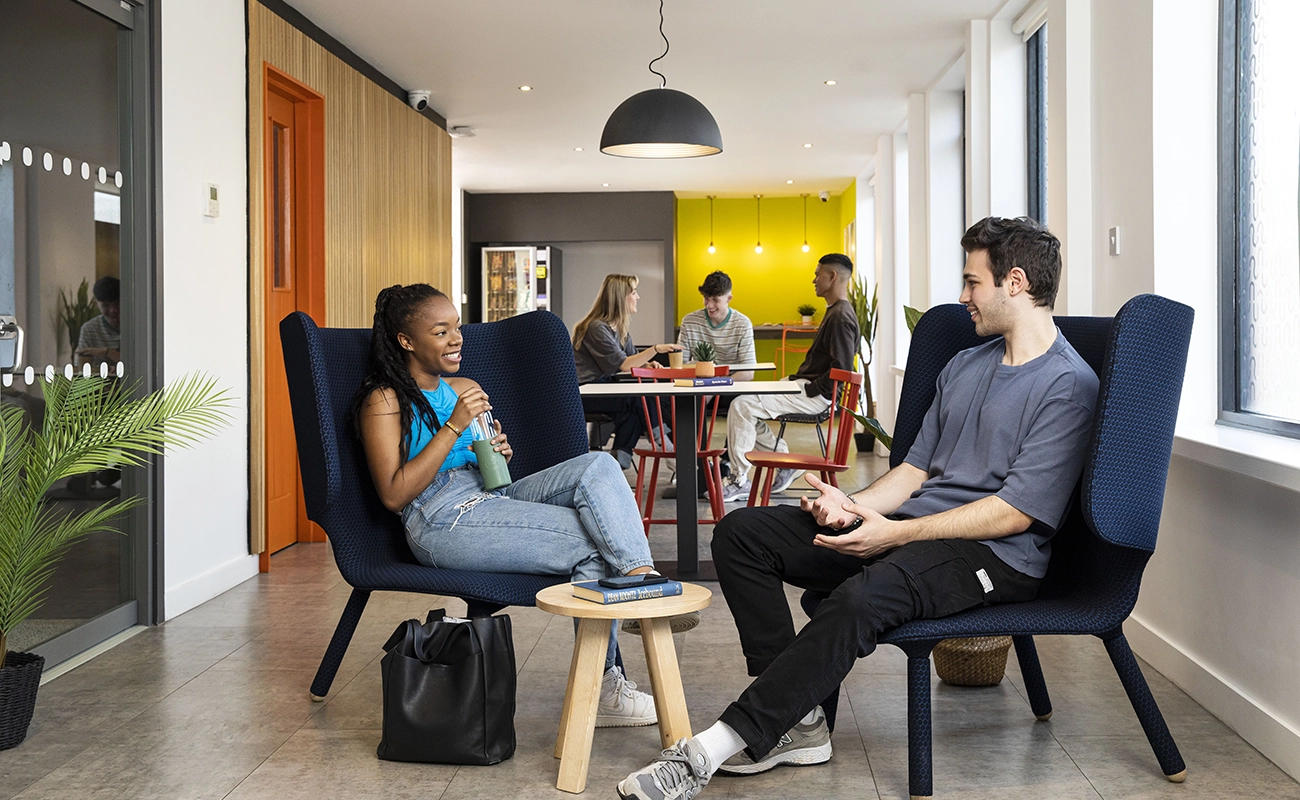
[677,308,756,366]
[75,315,120,369]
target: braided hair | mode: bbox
[353,283,449,464]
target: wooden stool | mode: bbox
[536,582,712,794]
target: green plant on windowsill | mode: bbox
[55,279,100,362]
[0,373,232,749]
[847,301,924,451]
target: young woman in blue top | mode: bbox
[355,283,684,727]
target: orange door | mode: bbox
[264,87,301,559]
[262,67,328,570]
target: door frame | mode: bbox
[256,63,325,570]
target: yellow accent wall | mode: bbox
[840,179,857,237]
[676,193,850,374]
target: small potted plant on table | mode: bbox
[691,341,716,378]
[0,373,230,750]
[797,304,817,325]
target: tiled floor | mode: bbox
[4,434,1299,799]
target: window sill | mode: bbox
[1173,421,1300,493]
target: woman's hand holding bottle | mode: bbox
[449,385,491,433]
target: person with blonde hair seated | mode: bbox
[573,274,681,470]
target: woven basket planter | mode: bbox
[0,651,45,750]
[933,636,1012,687]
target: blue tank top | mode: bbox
[406,381,477,471]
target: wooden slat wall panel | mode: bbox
[248,0,452,553]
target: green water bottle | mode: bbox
[469,410,512,491]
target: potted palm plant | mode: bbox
[55,279,100,362]
[846,280,923,451]
[0,373,231,750]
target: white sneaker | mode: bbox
[597,667,658,727]
[770,468,801,494]
[717,706,833,775]
[719,477,751,504]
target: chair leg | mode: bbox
[310,588,371,700]
[774,420,787,452]
[644,459,663,534]
[903,646,936,798]
[815,422,827,458]
[706,456,724,521]
[761,466,776,505]
[826,471,838,489]
[1012,635,1054,720]
[634,454,648,527]
[1101,632,1187,782]
[746,469,764,507]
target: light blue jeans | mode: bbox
[402,451,654,668]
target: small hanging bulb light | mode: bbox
[801,193,811,253]
[754,195,763,254]
[707,195,716,254]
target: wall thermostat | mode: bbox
[205,183,220,218]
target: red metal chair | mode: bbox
[745,368,863,506]
[630,366,729,535]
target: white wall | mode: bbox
[1127,0,1300,782]
[160,0,256,617]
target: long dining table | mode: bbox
[578,379,802,580]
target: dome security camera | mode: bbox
[408,90,431,112]
[818,190,830,202]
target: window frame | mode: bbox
[1217,0,1300,440]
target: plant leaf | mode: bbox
[904,305,925,334]
[849,410,892,450]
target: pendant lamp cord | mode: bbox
[648,0,669,88]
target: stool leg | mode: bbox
[554,625,586,759]
[555,618,609,793]
[642,617,692,749]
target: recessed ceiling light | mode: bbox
[824,80,837,85]
[519,85,532,91]
[803,143,813,148]
[574,147,584,151]
[786,179,794,184]
[602,182,609,187]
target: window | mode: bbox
[1220,0,1300,438]
[1026,24,1047,224]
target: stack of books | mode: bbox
[572,579,684,604]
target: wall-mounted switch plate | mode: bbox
[205,183,220,218]
[1108,226,1121,256]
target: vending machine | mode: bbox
[480,246,560,321]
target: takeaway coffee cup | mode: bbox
[469,411,512,490]
[668,350,684,369]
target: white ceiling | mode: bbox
[288,0,1009,196]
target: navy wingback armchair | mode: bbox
[280,309,586,699]
[803,293,1193,797]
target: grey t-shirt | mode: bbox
[574,320,636,384]
[896,331,1099,578]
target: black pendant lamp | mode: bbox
[601,0,722,158]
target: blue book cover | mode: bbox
[572,579,684,604]
[672,377,735,387]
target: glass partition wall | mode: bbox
[0,0,158,666]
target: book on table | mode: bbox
[572,579,684,604]
[672,377,734,387]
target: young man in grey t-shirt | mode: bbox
[619,217,1099,800]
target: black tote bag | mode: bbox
[377,609,517,764]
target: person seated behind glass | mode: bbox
[355,283,697,727]
[572,274,682,470]
[677,271,756,382]
[76,276,121,371]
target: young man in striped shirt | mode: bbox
[677,271,756,382]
